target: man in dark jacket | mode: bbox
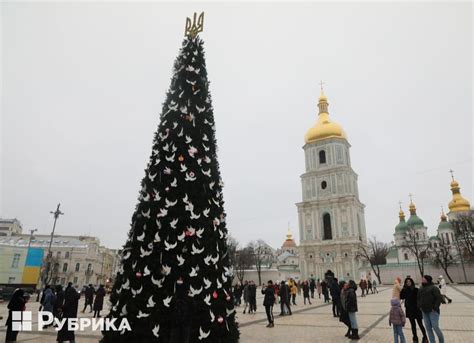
[417,275,444,343]
[57,282,80,343]
[309,279,316,299]
[321,279,330,303]
[329,278,340,317]
[249,281,257,314]
[262,280,275,327]
[279,281,292,316]
[400,277,428,343]
[82,284,94,313]
[53,285,65,322]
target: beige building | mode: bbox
[0,223,119,288]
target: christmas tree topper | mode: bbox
[185,12,204,38]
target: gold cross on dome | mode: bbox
[408,193,413,203]
[398,201,402,210]
[319,80,325,92]
[449,169,455,181]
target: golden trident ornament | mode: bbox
[185,12,204,38]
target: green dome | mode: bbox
[438,220,452,230]
[395,220,409,233]
[429,235,441,241]
[407,214,424,227]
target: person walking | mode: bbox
[389,298,407,343]
[5,288,26,342]
[93,284,106,318]
[302,281,311,305]
[53,285,65,323]
[57,282,80,343]
[400,277,428,343]
[242,281,250,314]
[309,278,316,299]
[290,281,297,306]
[233,283,242,306]
[359,279,367,297]
[41,285,55,329]
[279,281,292,316]
[82,284,94,313]
[393,277,402,299]
[346,280,360,340]
[249,281,257,314]
[170,277,194,343]
[329,278,340,317]
[316,278,322,299]
[262,280,275,328]
[418,275,444,343]
[372,279,379,294]
[321,279,330,303]
[368,279,373,294]
[339,281,351,338]
[437,276,452,304]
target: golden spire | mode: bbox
[185,12,204,38]
[408,193,417,215]
[398,201,405,220]
[304,84,347,143]
[286,222,293,240]
[448,170,471,212]
[440,206,447,221]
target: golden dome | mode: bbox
[399,209,405,220]
[304,91,347,144]
[282,228,297,248]
[448,178,470,213]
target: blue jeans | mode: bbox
[422,311,444,343]
[393,325,406,343]
[348,312,358,329]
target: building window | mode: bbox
[323,213,332,240]
[54,263,60,272]
[57,251,61,258]
[61,277,66,285]
[65,251,70,259]
[75,263,80,272]
[62,263,68,273]
[446,233,450,245]
[319,150,326,164]
[321,181,327,189]
[404,253,409,260]
[73,277,78,284]
[11,253,21,268]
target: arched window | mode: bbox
[62,263,68,272]
[75,263,80,272]
[319,150,326,164]
[323,213,332,240]
[321,181,327,189]
[404,253,409,260]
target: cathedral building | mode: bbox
[276,229,300,281]
[387,176,471,264]
[296,90,367,280]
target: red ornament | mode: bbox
[217,316,224,324]
[136,272,142,278]
[189,172,195,178]
[185,230,194,237]
[212,291,218,299]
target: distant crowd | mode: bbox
[233,273,452,343]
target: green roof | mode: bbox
[407,214,424,227]
[395,220,409,233]
[429,235,441,241]
[438,221,452,230]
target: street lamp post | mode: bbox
[42,203,64,286]
[27,229,38,251]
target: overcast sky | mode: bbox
[2,2,472,250]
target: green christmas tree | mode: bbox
[102,13,239,343]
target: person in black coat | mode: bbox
[262,280,275,327]
[345,280,359,340]
[57,283,80,343]
[53,285,65,322]
[339,281,351,338]
[302,281,311,305]
[93,285,106,318]
[279,281,292,316]
[249,281,257,314]
[82,284,94,313]
[5,288,26,342]
[329,278,340,317]
[170,278,195,343]
[309,279,316,299]
[321,279,330,303]
[401,277,428,343]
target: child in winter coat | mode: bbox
[389,298,406,343]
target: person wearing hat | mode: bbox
[417,275,444,343]
[437,276,452,304]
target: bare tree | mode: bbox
[226,234,239,268]
[356,236,389,284]
[429,240,456,283]
[451,214,474,259]
[403,226,430,278]
[40,255,60,286]
[247,240,272,285]
[234,247,254,284]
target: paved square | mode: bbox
[1,285,473,342]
